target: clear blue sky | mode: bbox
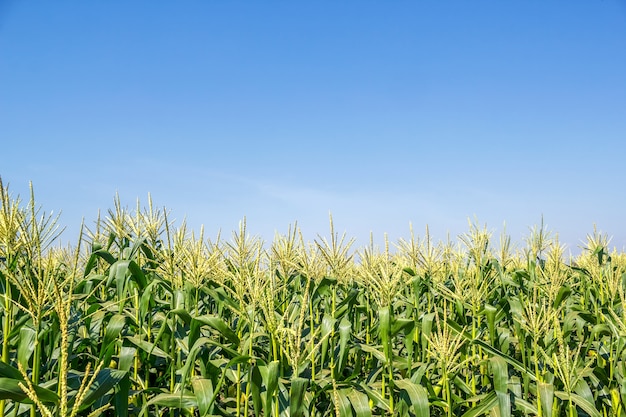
[1,1,625,253]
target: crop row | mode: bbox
[1,181,626,416]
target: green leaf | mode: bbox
[179,336,212,387]
[202,282,241,314]
[191,377,214,417]
[395,378,429,417]
[555,391,601,417]
[538,382,554,417]
[460,391,497,417]
[360,383,390,412]
[338,317,352,373]
[421,312,435,360]
[102,314,126,353]
[391,318,415,337]
[117,346,136,372]
[553,285,571,309]
[93,249,117,266]
[470,339,535,381]
[78,368,128,412]
[356,343,386,363]
[573,379,595,410]
[0,362,24,380]
[145,393,197,409]
[313,276,338,297]
[127,259,148,289]
[110,260,130,307]
[251,360,280,417]
[139,278,161,319]
[0,377,59,404]
[591,323,611,339]
[113,372,130,417]
[264,361,280,415]
[192,315,239,345]
[171,308,193,326]
[250,364,263,417]
[125,335,172,359]
[347,389,372,417]
[335,288,359,318]
[378,306,392,361]
[321,314,336,367]
[206,355,251,412]
[336,388,353,417]
[483,304,498,344]
[290,377,309,417]
[490,357,510,417]
[621,378,626,412]
[17,325,36,371]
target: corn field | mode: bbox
[2,180,626,417]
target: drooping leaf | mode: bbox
[337,317,352,373]
[0,362,23,380]
[395,378,429,417]
[347,388,372,417]
[538,381,554,417]
[144,393,197,410]
[460,391,498,417]
[192,315,239,346]
[250,363,263,417]
[391,317,415,337]
[125,336,171,359]
[102,314,126,354]
[290,377,309,417]
[336,388,353,417]
[113,371,130,417]
[0,377,59,404]
[191,377,214,417]
[77,368,128,412]
[17,325,36,371]
[490,357,510,417]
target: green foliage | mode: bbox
[2,179,626,416]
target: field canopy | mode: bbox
[1,180,625,417]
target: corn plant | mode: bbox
[3,178,626,416]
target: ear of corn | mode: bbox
[2,178,626,416]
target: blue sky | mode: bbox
[1,1,625,253]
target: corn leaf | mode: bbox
[0,377,59,404]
